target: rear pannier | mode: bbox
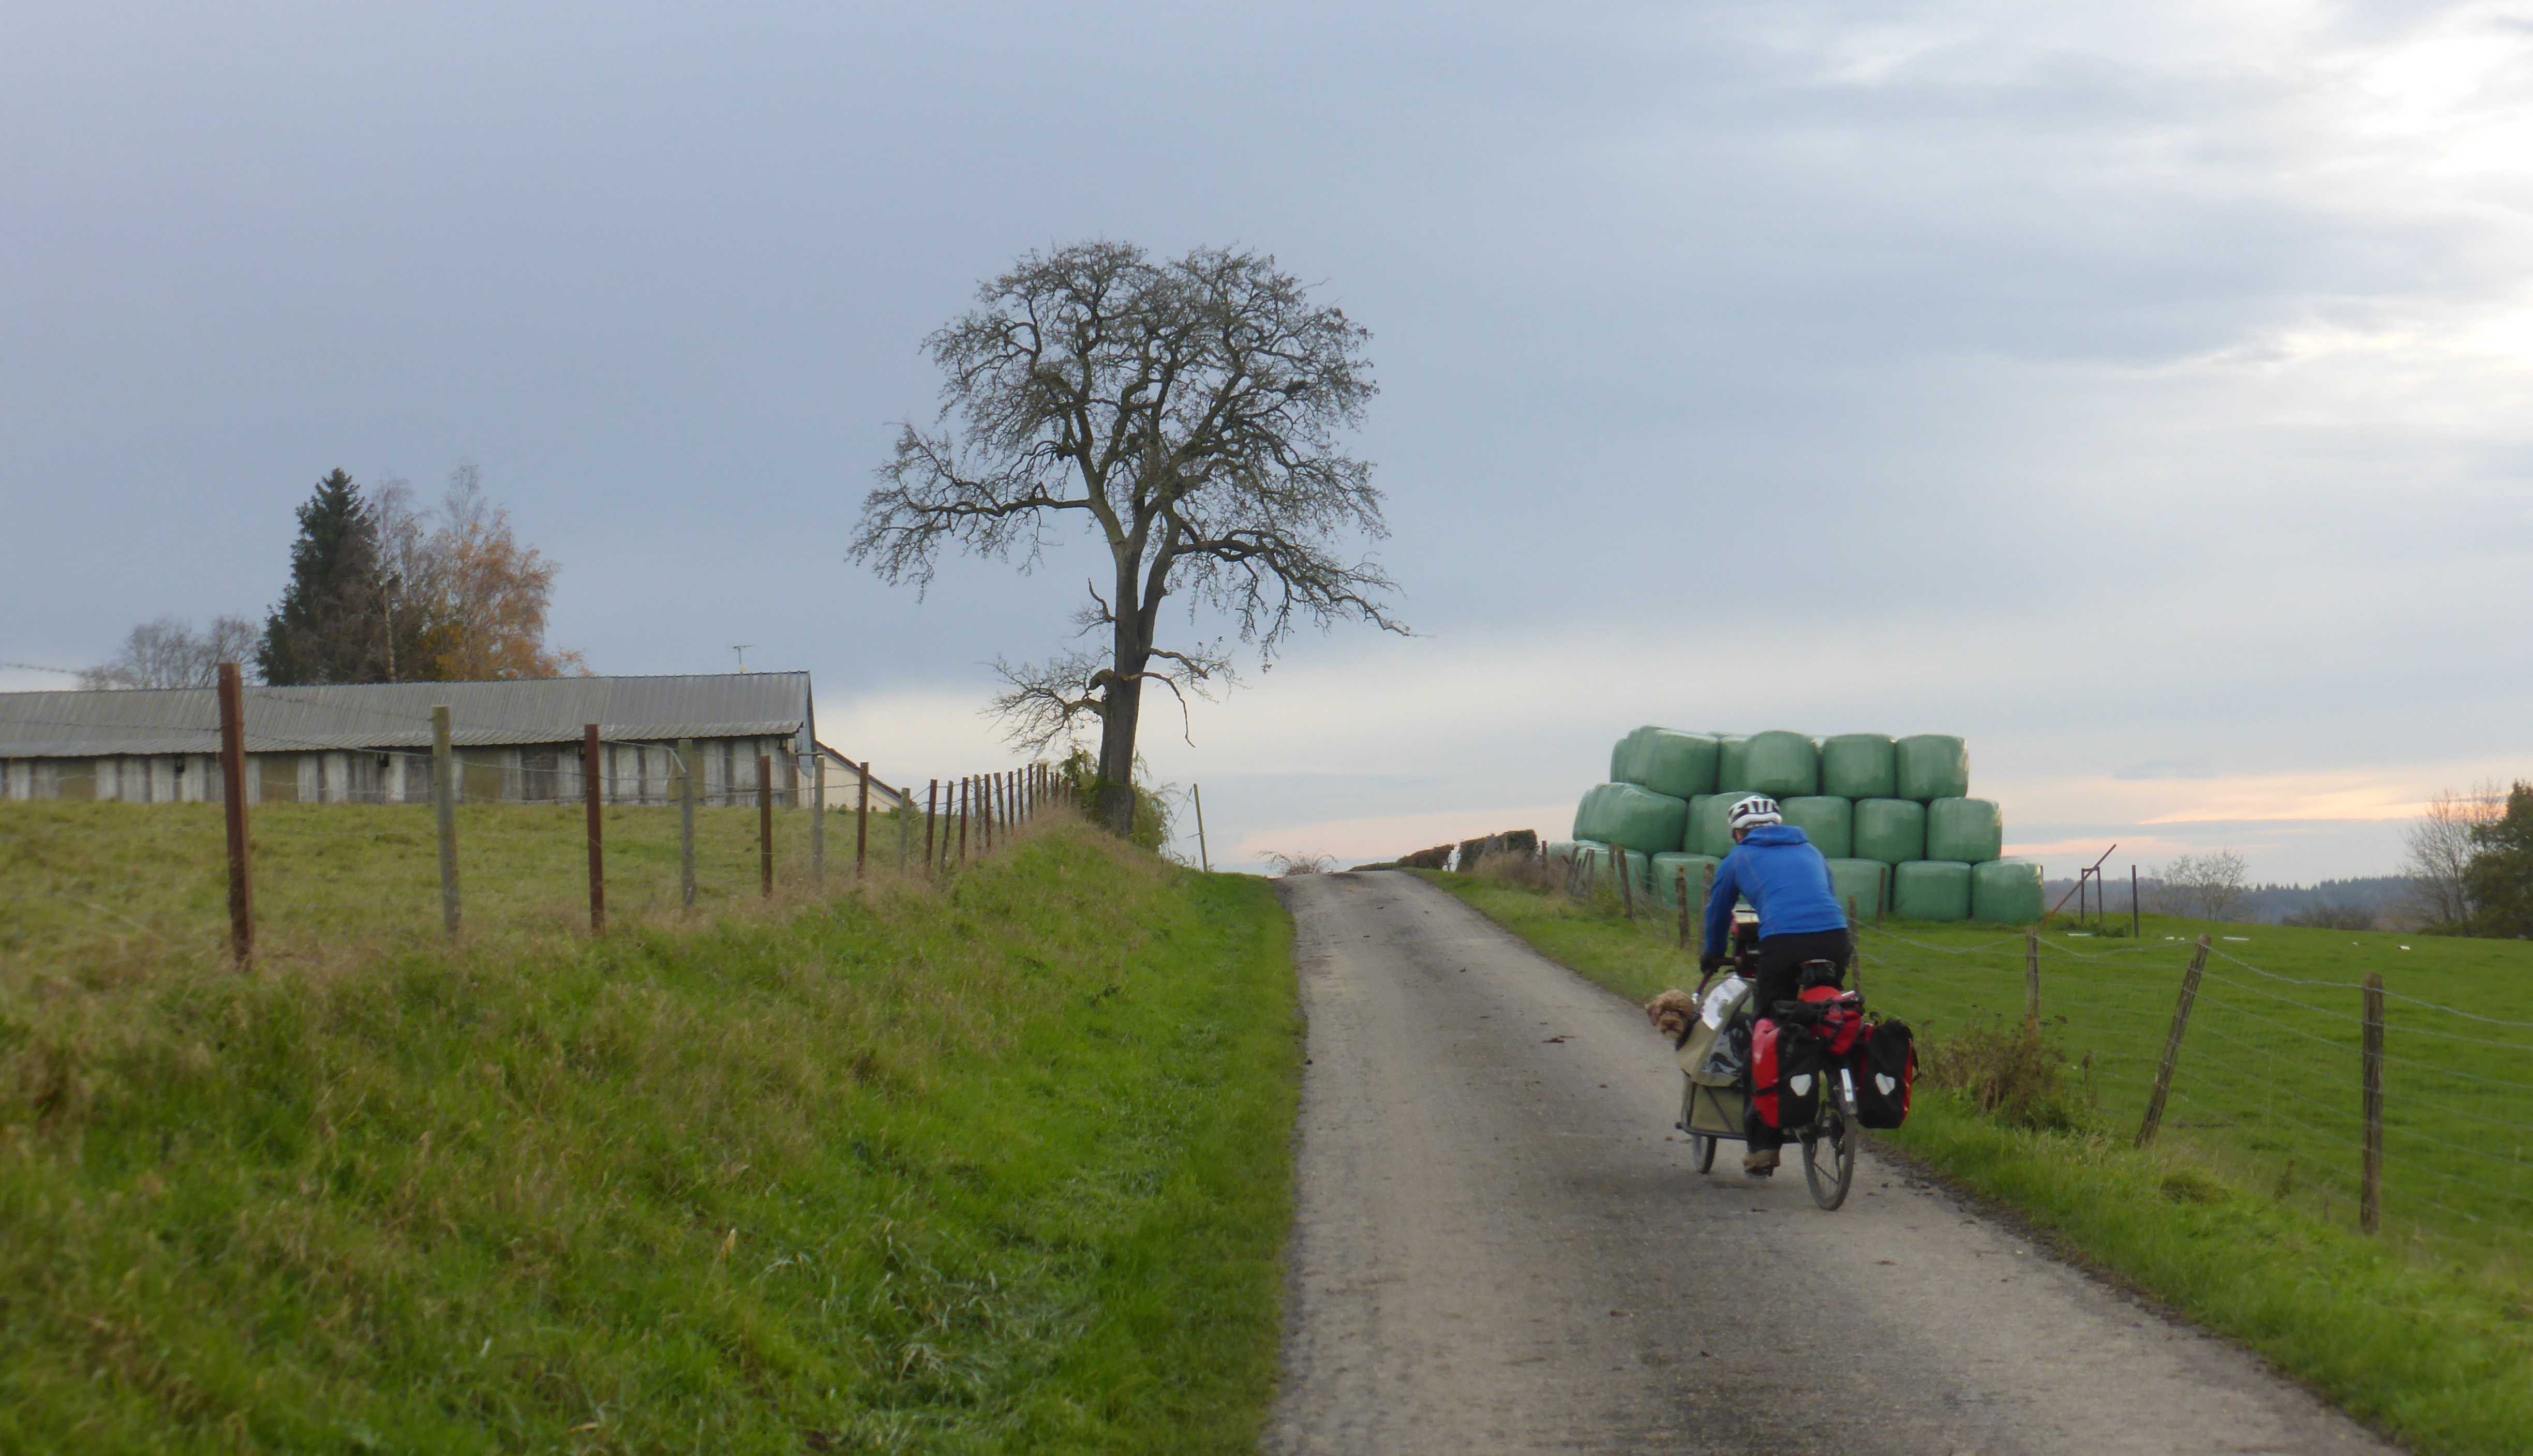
[1751,1017,1826,1131]
[1853,1018,1917,1129]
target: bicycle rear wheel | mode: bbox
[1802,1111,1855,1210]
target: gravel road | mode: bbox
[1263,869,2398,1456]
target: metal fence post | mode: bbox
[433,704,460,937]
[2024,928,2041,1030]
[812,754,827,885]
[2137,935,2212,1148]
[216,663,254,966]
[757,755,774,897]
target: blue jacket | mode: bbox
[1704,824,1848,950]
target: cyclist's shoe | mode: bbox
[1742,1148,1780,1176]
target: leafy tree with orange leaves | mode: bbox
[414,466,587,681]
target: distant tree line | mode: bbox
[81,465,582,690]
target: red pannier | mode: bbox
[1750,1015,1825,1130]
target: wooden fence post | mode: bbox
[583,724,605,934]
[2136,934,2212,1148]
[1698,863,1717,958]
[433,704,460,938]
[926,779,938,876]
[216,663,254,966]
[811,754,827,885]
[958,777,970,864]
[1193,782,1211,873]
[2024,928,2041,1030]
[757,756,774,896]
[1615,849,1635,920]
[1676,870,1691,949]
[897,781,911,870]
[1847,898,1864,994]
[856,760,870,877]
[676,739,697,908]
[2362,973,2386,1234]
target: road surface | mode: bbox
[1264,869,2397,1455]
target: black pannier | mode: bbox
[1854,1018,1917,1130]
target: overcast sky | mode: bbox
[6,2,2528,881]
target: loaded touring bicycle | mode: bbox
[1674,910,1914,1210]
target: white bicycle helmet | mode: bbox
[1726,795,1782,832]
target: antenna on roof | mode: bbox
[732,644,753,673]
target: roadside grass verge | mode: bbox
[2,821,1299,1453]
[1420,866,2533,1456]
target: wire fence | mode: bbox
[2,673,1071,972]
[1851,922,2533,1265]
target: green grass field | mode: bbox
[1424,867,2533,1456]
[1,816,1300,1453]
[2,798,936,980]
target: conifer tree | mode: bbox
[256,469,384,685]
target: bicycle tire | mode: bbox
[1690,1133,1718,1174]
[1803,1112,1856,1210]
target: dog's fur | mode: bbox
[1645,988,1702,1042]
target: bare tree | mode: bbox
[851,242,1402,832]
[2400,783,2503,928]
[2157,849,2250,921]
[80,615,261,689]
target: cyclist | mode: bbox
[1698,794,1851,1175]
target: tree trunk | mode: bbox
[1096,657,1144,836]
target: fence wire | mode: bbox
[1852,923,2533,1264]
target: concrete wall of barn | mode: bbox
[0,737,806,806]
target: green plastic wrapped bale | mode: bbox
[1853,799,1926,864]
[1820,733,1897,800]
[1926,797,2003,864]
[1574,782,1691,856]
[1611,726,1721,800]
[1651,851,1724,907]
[1743,730,1819,798]
[1715,735,1753,795]
[1778,795,1854,859]
[1896,734,1970,801]
[1893,860,1973,922]
[1825,858,1890,920]
[1687,794,1736,858]
[1972,859,2045,924]
[1545,840,1590,864]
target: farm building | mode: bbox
[0,671,911,813]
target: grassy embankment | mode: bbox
[1422,866,2533,1456]
[4,798,929,979]
[1,811,1299,1454]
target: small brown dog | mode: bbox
[1644,988,1702,1042]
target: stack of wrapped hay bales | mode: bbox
[1548,727,2044,924]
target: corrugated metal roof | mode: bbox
[0,673,812,757]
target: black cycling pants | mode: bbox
[1745,926,1853,1154]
